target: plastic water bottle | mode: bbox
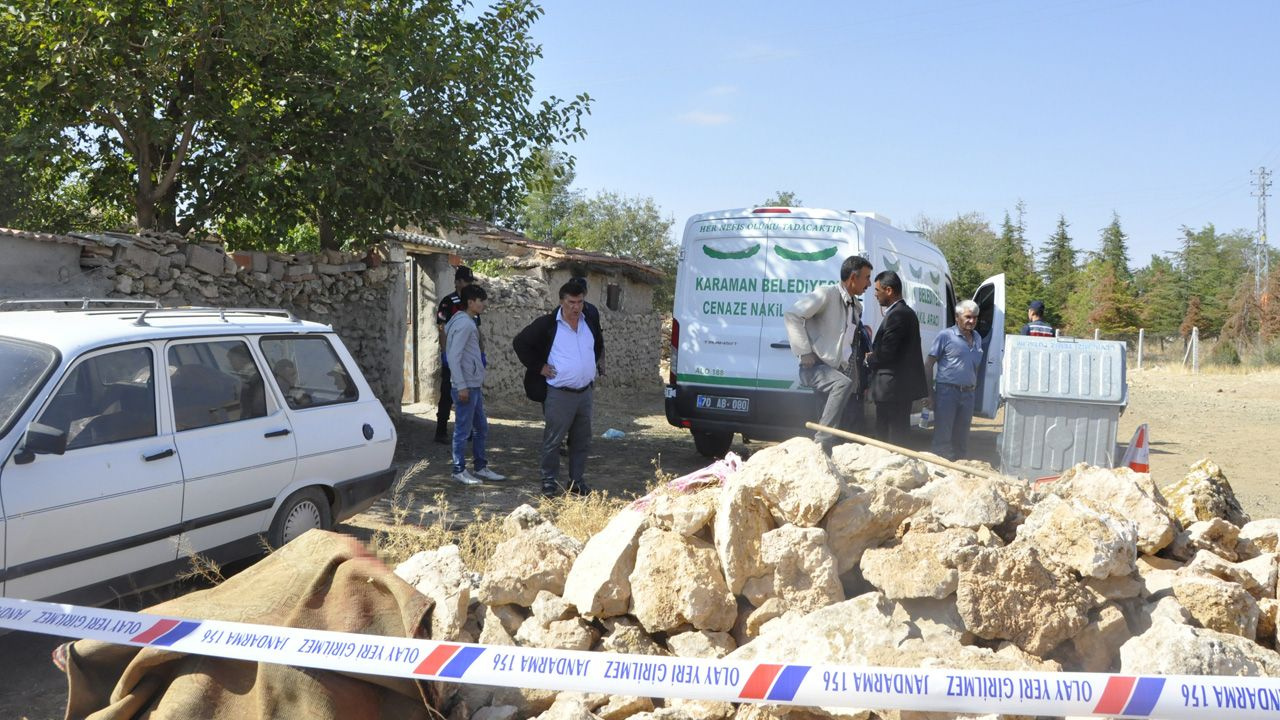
[602,428,625,439]
[918,408,932,429]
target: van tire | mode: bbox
[692,429,734,458]
[268,487,332,548]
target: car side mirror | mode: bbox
[14,422,67,464]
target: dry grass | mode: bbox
[367,458,674,573]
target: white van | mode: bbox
[664,207,1005,457]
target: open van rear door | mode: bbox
[972,273,1005,418]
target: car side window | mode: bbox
[168,340,269,431]
[259,336,359,410]
[37,347,156,451]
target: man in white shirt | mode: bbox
[783,255,873,452]
[513,282,605,497]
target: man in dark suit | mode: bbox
[866,270,928,445]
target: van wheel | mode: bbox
[268,488,332,548]
[692,429,734,458]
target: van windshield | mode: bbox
[0,337,58,437]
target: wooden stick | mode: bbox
[805,421,1004,480]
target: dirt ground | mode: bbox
[3,366,1278,718]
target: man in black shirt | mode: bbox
[435,265,475,443]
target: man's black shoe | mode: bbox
[567,479,592,496]
[541,479,562,498]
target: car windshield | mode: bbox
[0,337,58,437]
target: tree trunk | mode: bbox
[317,214,339,250]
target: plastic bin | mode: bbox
[999,335,1128,480]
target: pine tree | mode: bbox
[995,204,1043,333]
[1087,262,1141,334]
[1040,215,1077,330]
[1133,254,1186,340]
[1180,296,1205,339]
[1099,212,1133,282]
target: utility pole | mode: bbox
[1253,167,1271,301]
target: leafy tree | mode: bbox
[917,212,996,298]
[561,191,678,309]
[1098,212,1133,282]
[761,190,802,207]
[515,147,584,245]
[0,0,590,247]
[1039,215,1077,330]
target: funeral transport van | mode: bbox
[665,207,1005,457]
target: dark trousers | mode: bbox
[435,364,452,437]
[874,400,912,447]
[540,386,592,485]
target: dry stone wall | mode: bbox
[76,231,406,412]
[476,274,663,403]
[397,448,1280,720]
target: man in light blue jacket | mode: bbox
[445,284,505,484]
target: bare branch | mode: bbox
[151,118,198,202]
[92,107,138,158]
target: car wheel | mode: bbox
[692,429,734,458]
[268,487,332,548]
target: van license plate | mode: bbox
[696,394,749,413]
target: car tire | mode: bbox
[268,487,332,548]
[692,429,734,458]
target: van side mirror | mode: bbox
[14,422,67,464]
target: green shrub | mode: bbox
[1208,341,1241,366]
[469,258,515,277]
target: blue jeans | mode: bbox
[931,382,975,460]
[451,387,488,473]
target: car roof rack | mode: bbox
[131,306,301,326]
[0,297,162,311]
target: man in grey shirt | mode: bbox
[445,284,505,485]
[924,299,984,460]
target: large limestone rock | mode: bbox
[644,488,718,536]
[667,630,736,658]
[1170,517,1243,562]
[860,528,979,599]
[1070,602,1130,672]
[1238,518,1280,557]
[714,473,775,592]
[823,485,929,573]
[1120,617,1280,675]
[832,444,930,491]
[394,544,473,640]
[1171,572,1260,639]
[563,510,647,618]
[740,524,844,612]
[480,510,584,607]
[867,633,1061,674]
[1053,464,1176,553]
[630,527,736,633]
[1015,495,1137,579]
[915,475,1008,529]
[892,597,972,643]
[1161,459,1251,528]
[727,593,912,719]
[595,617,667,656]
[734,437,843,527]
[955,544,1093,656]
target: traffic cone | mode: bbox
[1118,424,1150,473]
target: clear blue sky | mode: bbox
[529,0,1279,270]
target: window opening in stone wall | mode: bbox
[606,283,622,311]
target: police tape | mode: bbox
[2,596,1278,719]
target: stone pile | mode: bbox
[395,443,1280,720]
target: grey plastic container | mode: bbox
[999,335,1128,480]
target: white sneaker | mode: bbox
[451,469,481,485]
[472,467,506,482]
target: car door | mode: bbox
[972,273,1007,418]
[167,338,296,557]
[1,344,182,600]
